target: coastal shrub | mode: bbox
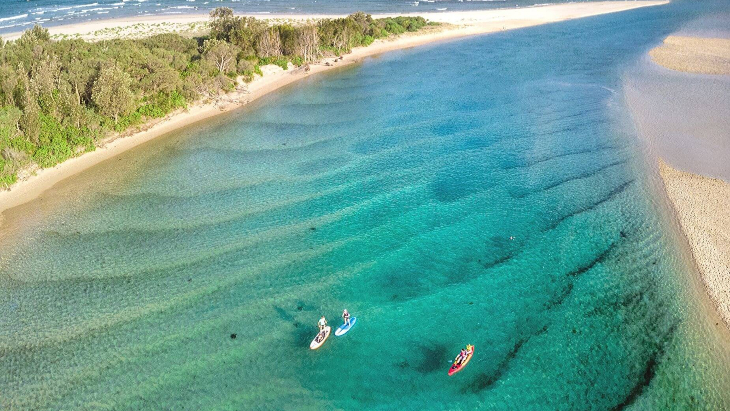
[259,56,289,71]
[236,57,258,82]
[113,111,143,132]
[8,135,35,156]
[394,16,427,32]
[278,25,298,56]
[290,56,304,67]
[92,65,135,122]
[383,19,406,35]
[0,168,17,188]
[138,91,187,119]
[0,12,433,188]
[236,58,254,75]
[142,33,198,54]
[0,107,21,139]
[203,39,239,75]
[31,114,95,167]
[33,115,74,167]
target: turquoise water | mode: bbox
[2,3,730,410]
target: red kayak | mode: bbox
[448,345,474,376]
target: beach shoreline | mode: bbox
[1,2,667,42]
[629,33,730,328]
[0,1,668,218]
[658,161,730,326]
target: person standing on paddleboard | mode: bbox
[318,316,327,331]
[342,309,351,326]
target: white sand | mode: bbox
[0,1,669,218]
[650,36,730,75]
[660,161,730,325]
[2,2,667,41]
[631,33,730,327]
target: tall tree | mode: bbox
[229,17,266,56]
[256,28,282,58]
[31,54,60,113]
[65,58,94,106]
[0,64,18,106]
[209,8,236,41]
[92,65,134,122]
[278,25,297,56]
[202,39,237,74]
[11,69,41,144]
[296,25,319,63]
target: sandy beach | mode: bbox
[636,34,730,327]
[0,1,668,218]
[3,3,668,42]
[650,36,730,75]
[659,161,730,325]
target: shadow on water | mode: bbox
[273,304,316,347]
[462,337,529,393]
[414,343,449,374]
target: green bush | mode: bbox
[290,55,304,67]
[114,111,143,132]
[237,58,255,75]
[258,56,289,70]
[33,115,73,167]
[137,91,187,119]
[9,135,35,154]
[0,168,17,188]
[0,14,432,180]
[384,20,406,35]
[30,114,95,168]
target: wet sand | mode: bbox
[630,33,730,327]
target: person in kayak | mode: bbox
[458,345,474,364]
[342,309,351,326]
[458,348,468,364]
[318,316,327,331]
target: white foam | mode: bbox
[0,14,28,23]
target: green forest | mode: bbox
[0,10,432,187]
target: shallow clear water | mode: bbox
[2,2,730,410]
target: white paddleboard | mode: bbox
[310,326,331,350]
[335,317,357,337]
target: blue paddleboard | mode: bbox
[335,317,357,336]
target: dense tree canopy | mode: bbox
[92,65,134,122]
[0,10,433,187]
